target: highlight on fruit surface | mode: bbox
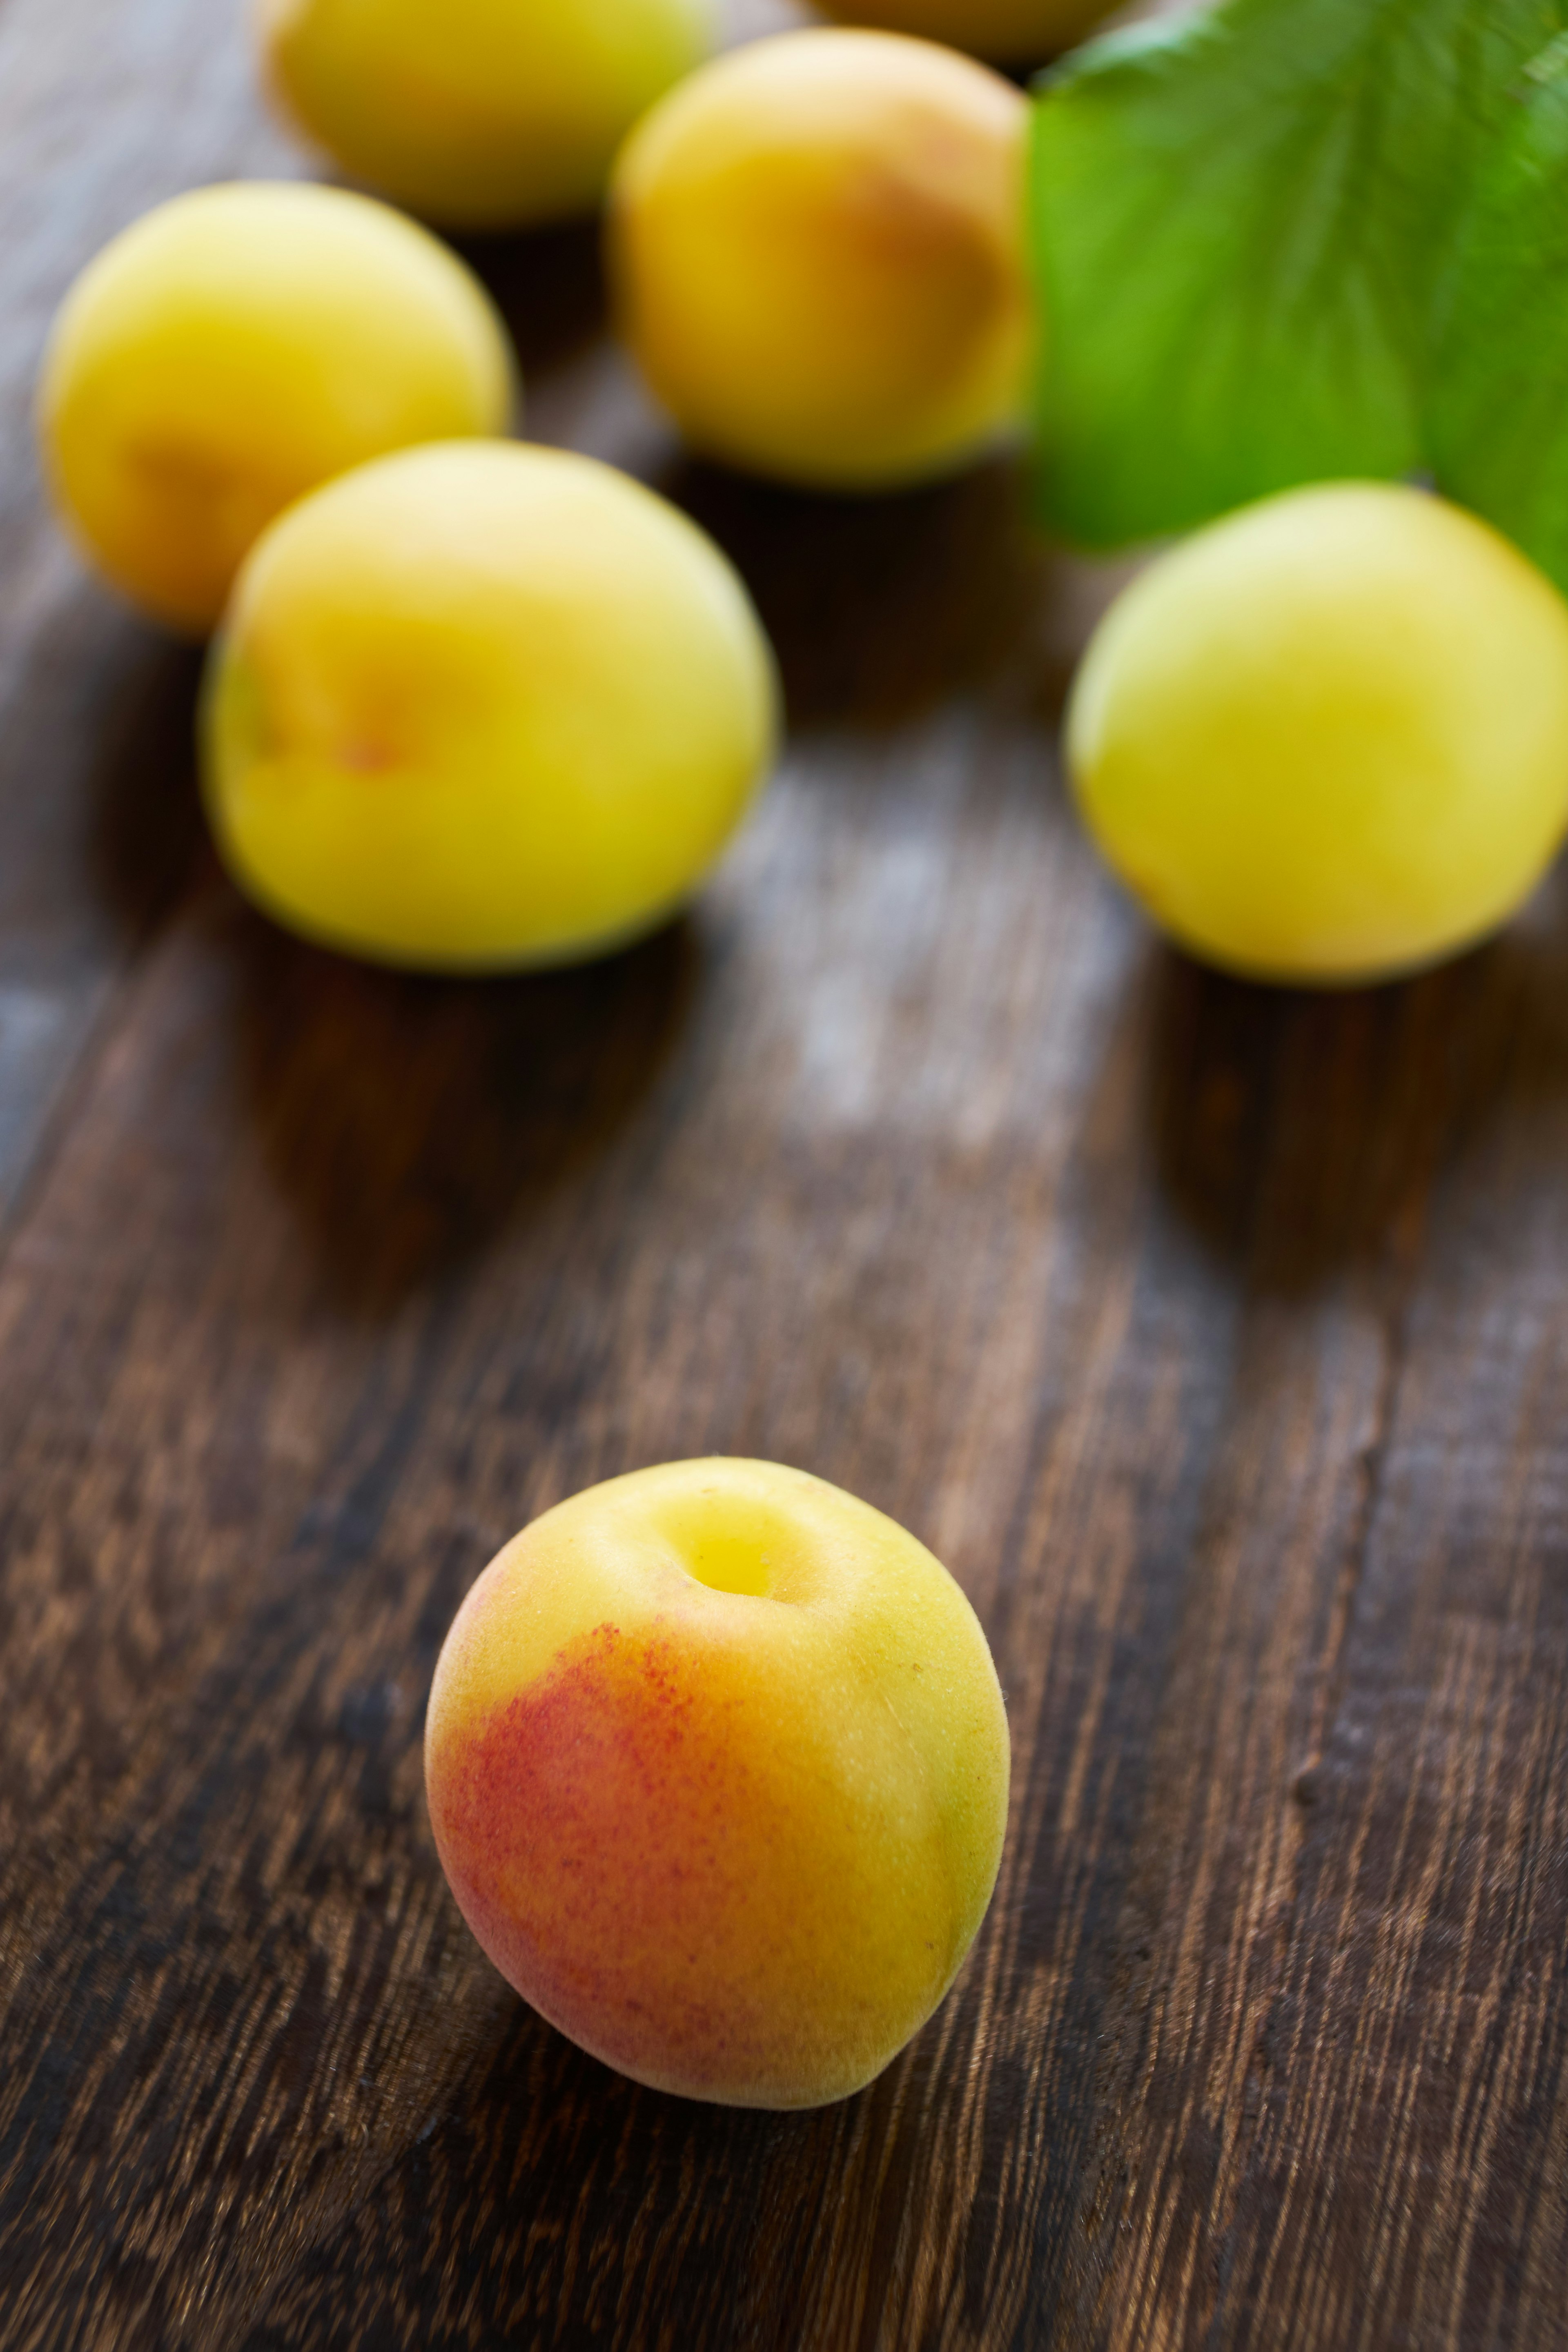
[37,181,516,636]
[200,441,778,971]
[257,0,717,231]
[1067,482,1568,985]
[424,1458,1011,2109]
[817,0,1121,64]
[608,29,1032,492]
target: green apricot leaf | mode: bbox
[1029,0,1568,549]
[1430,36,1568,593]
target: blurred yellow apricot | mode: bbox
[1068,484,1568,984]
[608,29,1031,491]
[201,443,778,970]
[38,182,515,636]
[817,0,1122,62]
[257,0,717,230]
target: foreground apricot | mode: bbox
[818,0,1120,62]
[38,183,514,635]
[608,30,1031,490]
[258,0,715,230]
[201,443,776,969]
[1068,484,1568,984]
[425,1459,1010,2108]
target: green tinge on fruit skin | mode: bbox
[1067,482,1568,988]
[200,442,779,974]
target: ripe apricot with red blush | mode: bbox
[425,1459,1010,2107]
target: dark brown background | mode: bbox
[2,1,1566,2345]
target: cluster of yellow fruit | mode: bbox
[34,3,1096,972]
[35,0,1568,2115]
[42,0,1568,999]
[37,2,1095,2115]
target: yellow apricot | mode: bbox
[1068,484,1568,984]
[257,0,717,231]
[200,443,778,970]
[608,29,1032,491]
[38,183,515,637]
[817,0,1122,63]
[425,1459,1011,2108]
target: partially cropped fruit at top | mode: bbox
[817,0,1121,63]
[608,30,1031,491]
[425,1458,1010,2108]
[201,442,777,970]
[38,182,514,636]
[257,0,716,231]
[1068,483,1568,985]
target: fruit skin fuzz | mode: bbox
[1069,482,1568,986]
[425,1459,1011,2109]
[609,29,1032,493]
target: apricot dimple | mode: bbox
[651,1490,811,1601]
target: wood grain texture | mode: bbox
[2,2,1566,2348]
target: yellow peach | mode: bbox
[817,0,1122,63]
[425,1459,1010,2108]
[200,442,777,970]
[608,29,1031,490]
[38,182,515,639]
[256,0,717,231]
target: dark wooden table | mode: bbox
[4,2,1567,2346]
